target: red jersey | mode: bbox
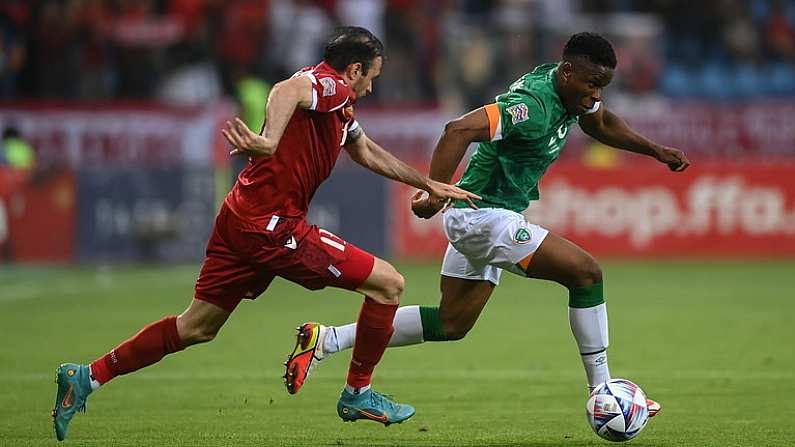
[225,62,358,227]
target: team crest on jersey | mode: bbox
[320,77,336,97]
[506,103,529,124]
[343,105,354,121]
[513,227,532,244]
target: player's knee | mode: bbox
[440,315,473,341]
[178,321,220,346]
[572,256,603,287]
[444,324,471,341]
[195,327,219,344]
[381,272,405,305]
[188,328,219,345]
[368,270,404,305]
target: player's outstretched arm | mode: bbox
[222,76,314,157]
[343,125,480,208]
[411,106,492,219]
[579,105,690,172]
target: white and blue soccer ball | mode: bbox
[586,378,649,442]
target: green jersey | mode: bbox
[454,63,597,213]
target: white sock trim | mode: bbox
[344,384,370,395]
[88,364,102,391]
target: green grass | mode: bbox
[1,260,794,446]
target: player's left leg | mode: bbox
[52,299,232,441]
[520,232,610,390]
[519,232,661,416]
[52,301,230,441]
[321,274,496,355]
[89,298,231,385]
[53,203,283,440]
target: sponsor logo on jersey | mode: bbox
[557,123,569,139]
[514,227,532,244]
[506,103,529,124]
[320,77,337,97]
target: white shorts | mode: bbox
[440,207,549,285]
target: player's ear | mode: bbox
[559,61,574,82]
[346,62,363,80]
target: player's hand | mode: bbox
[654,145,690,172]
[411,182,481,219]
[424,180,481,210]
[411,190,446,219]
[222,118,276,157]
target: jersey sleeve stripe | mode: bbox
[484,103,502,141]
[302,72,319,110]
[310,88,318,110]
[328,97,349,112]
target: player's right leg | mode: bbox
[283,253,403,396]
[52,299,231,441]
[275,225,414,425]
[336,257,415,425]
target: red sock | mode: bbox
[347,297,398,389]
[89,316,184,384]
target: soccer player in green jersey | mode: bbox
[284,32,689,415]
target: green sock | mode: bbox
[568,282,605,308]
[419,306,448,341]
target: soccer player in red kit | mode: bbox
[52,26,480,440]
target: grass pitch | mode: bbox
[1,260,794,446]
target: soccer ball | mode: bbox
[586,378,649,442]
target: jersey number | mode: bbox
[548,124,569,152]
[340,125,348,146]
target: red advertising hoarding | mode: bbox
[392,162,795,258]
[0,169,76,263]
[0,101,234,263]
[0,101,235,168]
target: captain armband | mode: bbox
[344,123,364,145]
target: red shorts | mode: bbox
[194,204,375,312]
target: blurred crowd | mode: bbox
[1,0,794,108]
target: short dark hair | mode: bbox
[563,32,617,69]
[323,26,384,75]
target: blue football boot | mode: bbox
[337,388,415,426]
[52,363,93,441]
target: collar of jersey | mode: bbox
[548,63,571,117]
[314,61,350,87]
